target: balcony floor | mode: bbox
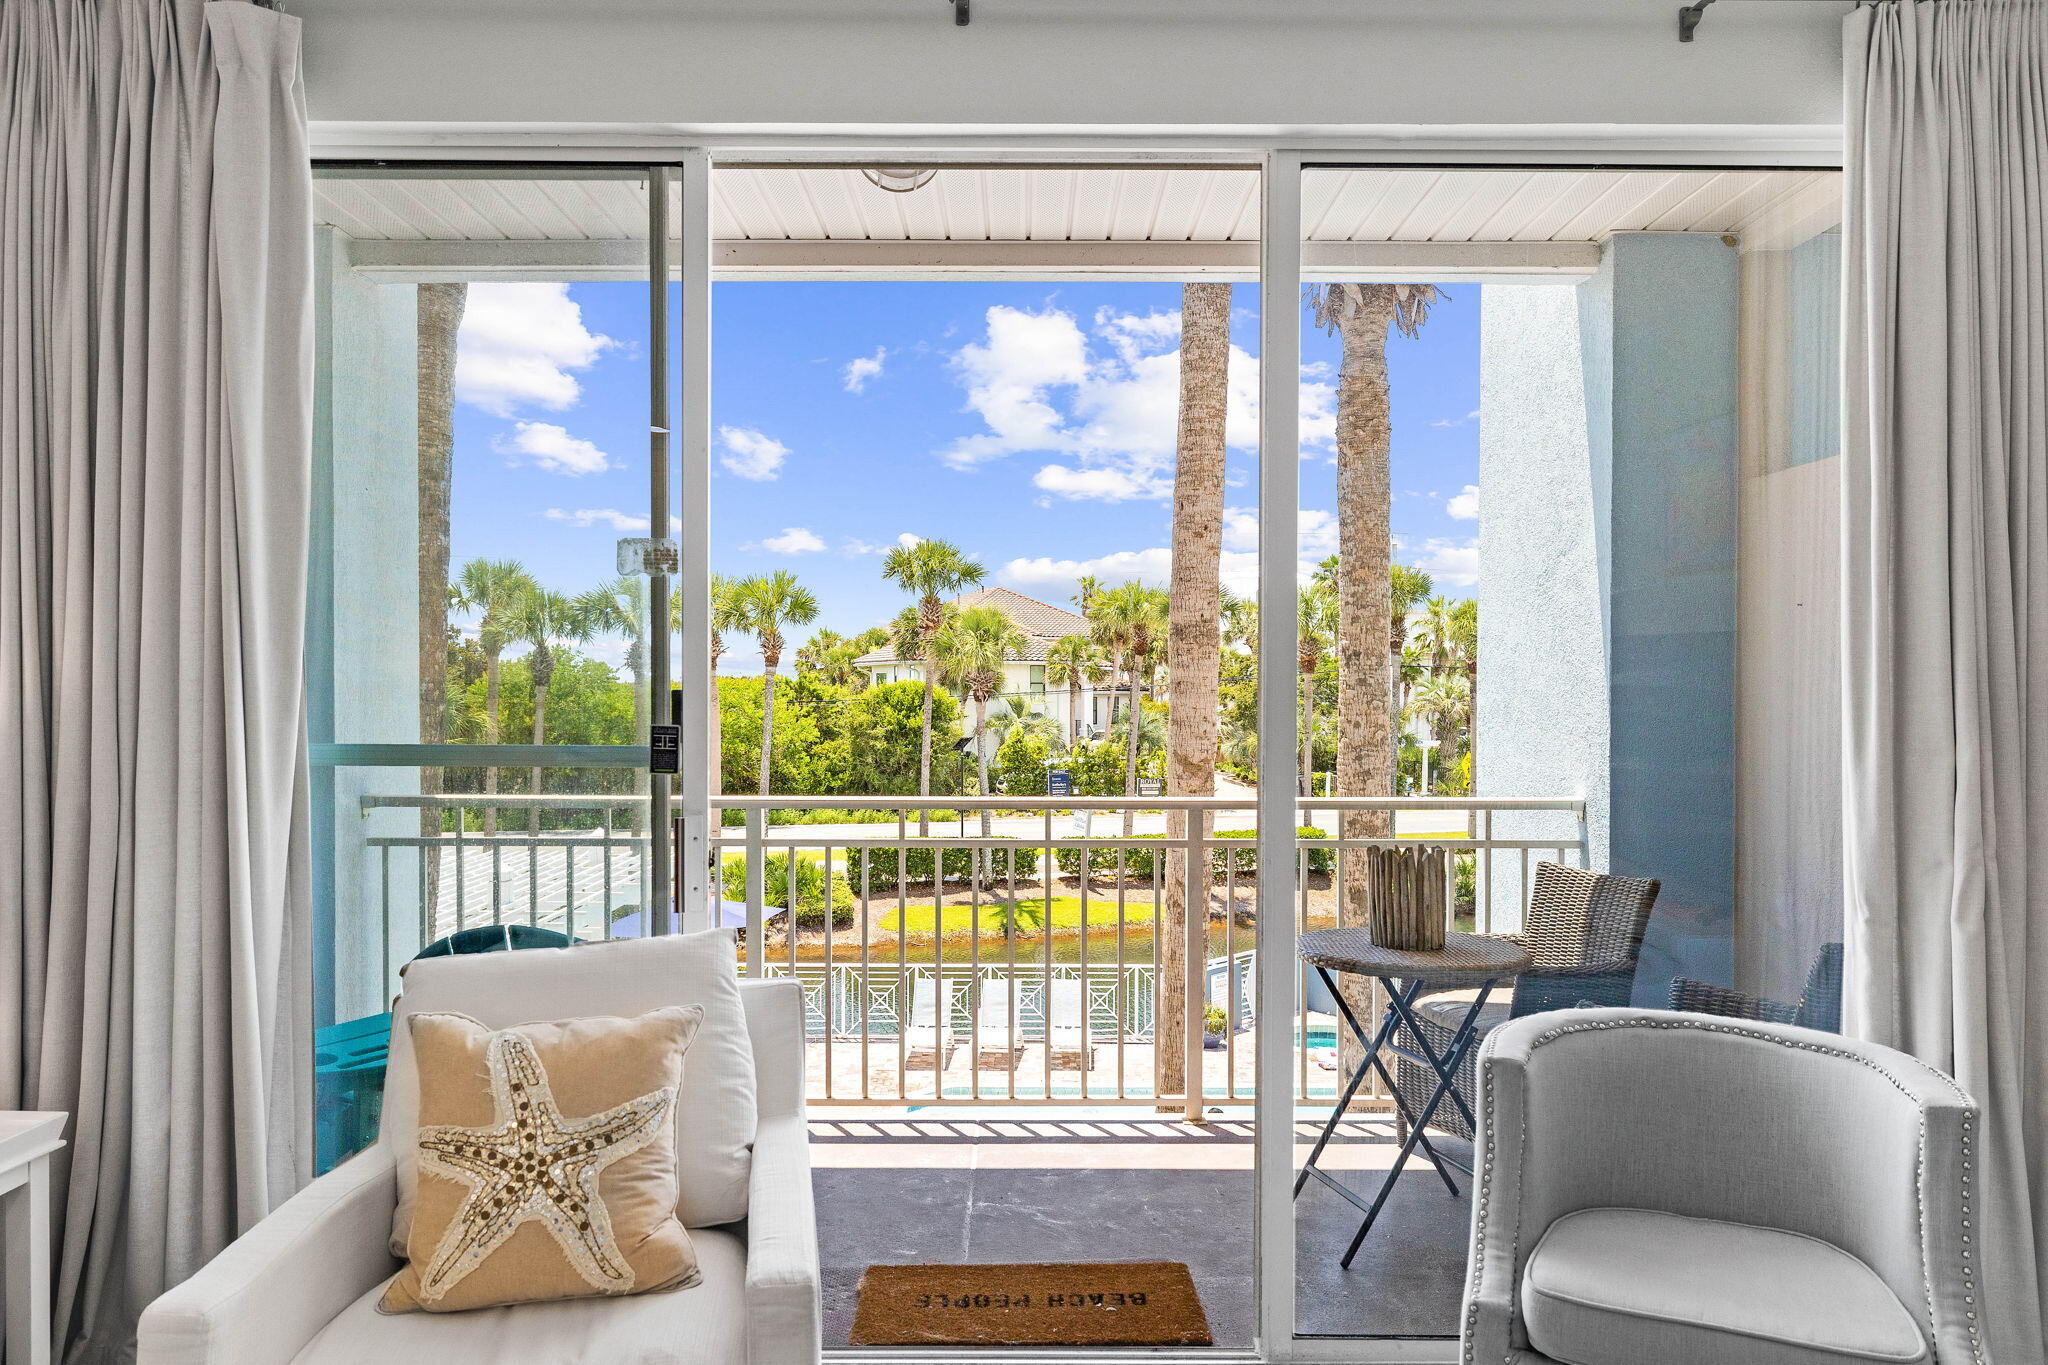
[810,1111,1472,1348]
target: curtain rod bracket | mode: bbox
[953,0,970,24]
[1677,0,1714,41]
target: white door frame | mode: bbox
[315,128,1841,1364]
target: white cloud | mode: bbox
[1414,537,1479,587]
[942,303,1338,499]
[1001,544,1323,602]
[842,346,889,394]
[1447,484,1480,521]
[544,507,648,532]
[1431,408,1482,429]
[748,526,826,555]
[1220,506,1338,557]
[942,306,1091,467]
[718,426,789,481]
[1033,464,1163,502]
[456,283,614,417]
[494,421,612,476]
[844,532,923,556]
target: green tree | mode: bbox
[506,584,593,832]
[1089,581,1169,834]
[738,570,820,796]
[933,603,1027,840]
[881,537,986,832]
[579,577,647,743]
[1406,672,1471,794]
[1043,634,1107,748]
[451,558,536,832]
[1297,579,1337,796]
[1389,563,1435,785]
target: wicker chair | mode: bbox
[1669,941,1843,1033]
[1397,861,1659,1144]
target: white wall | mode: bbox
[295,0,1846,133]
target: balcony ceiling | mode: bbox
[316,166,1840,280]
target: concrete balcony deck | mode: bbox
[810,1110,1473,1347]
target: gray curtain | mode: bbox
[1842,1,2048,1359]
[0,1,314,1359]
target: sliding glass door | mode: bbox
[1255,153,1847,1356]
[306,163,690,1170]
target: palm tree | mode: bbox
[417,284,465,861]
[682,573,750,810]
[1090,581,1169,835]
[1044,634,1107,748]
[881,538,986,833]
[1071,575,1103,615]
[1449,598,1478,793]
[933,604,1027,841]
[739,570,820,796]
[1219,585,1259,657]
[506,584,593,835]
[1161,280,1232,1114]
[1406,673,1471,794]
[1297,580,1337,797]
[1305,281,1443,1061]
[1412,594,1462,679]
[1389,564,1434,787]
[451,558,537,835]
[579,577,648,743]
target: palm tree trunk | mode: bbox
[417,284,463,896]
[1067,677,1081,748]
[529,671,549,838]
[917,654,936,837]
[1333,289,1398,1101]
[1122,661,1142,838]
[708,664,723,829]
[483,649,502,836]
[759,666,777,796]
[1300,665,1315,799]
[1161,280,1229,1115]
[1390,630,1405,794]
[975,694,992,839]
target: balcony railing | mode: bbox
[353,791,1588,1113]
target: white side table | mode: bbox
[1,1112,65,1365]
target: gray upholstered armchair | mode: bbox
[1464,1007,1986,1365]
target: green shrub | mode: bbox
[1052,827,1332,881]
[719,851,855,930]
[846,843,1040,894]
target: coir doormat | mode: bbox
[849,1261,1213,1347]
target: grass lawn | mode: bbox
[879,896,1158,936]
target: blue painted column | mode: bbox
[1601,232,1741,999]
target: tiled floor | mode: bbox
[810,1112,1472,1347]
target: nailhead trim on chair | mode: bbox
[1458,1014,1982,1365]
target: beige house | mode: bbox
[852,585,1125,737]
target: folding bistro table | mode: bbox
[1293,927,1530,1267]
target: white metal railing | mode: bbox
[354,791,1588,1111]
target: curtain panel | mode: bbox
[0,1,314,1359]
[1843,1,2048,1359]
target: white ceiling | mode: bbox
[315,165,1838,283]
[317,166,1837,246]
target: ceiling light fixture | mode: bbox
[860,167,939,194]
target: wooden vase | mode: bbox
[1364,845,1448,951]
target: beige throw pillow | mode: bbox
[378,1007,703,1314]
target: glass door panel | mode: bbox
[308,164,664,1170]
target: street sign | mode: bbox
[1047,769,1073,797]
[1137,777,1163,798]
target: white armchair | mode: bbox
[1464,1007,1984,1365]
[137,969,819,1365]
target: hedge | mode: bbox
[844,843,1042,894]
[1052,828,1334,880]
[719,851,855,930]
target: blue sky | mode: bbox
[447,280,1480,675]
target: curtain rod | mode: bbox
[1679,0,1858,42]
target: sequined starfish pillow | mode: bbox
[378,1007,703,1314]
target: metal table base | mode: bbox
[1294,966,1504,1268]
